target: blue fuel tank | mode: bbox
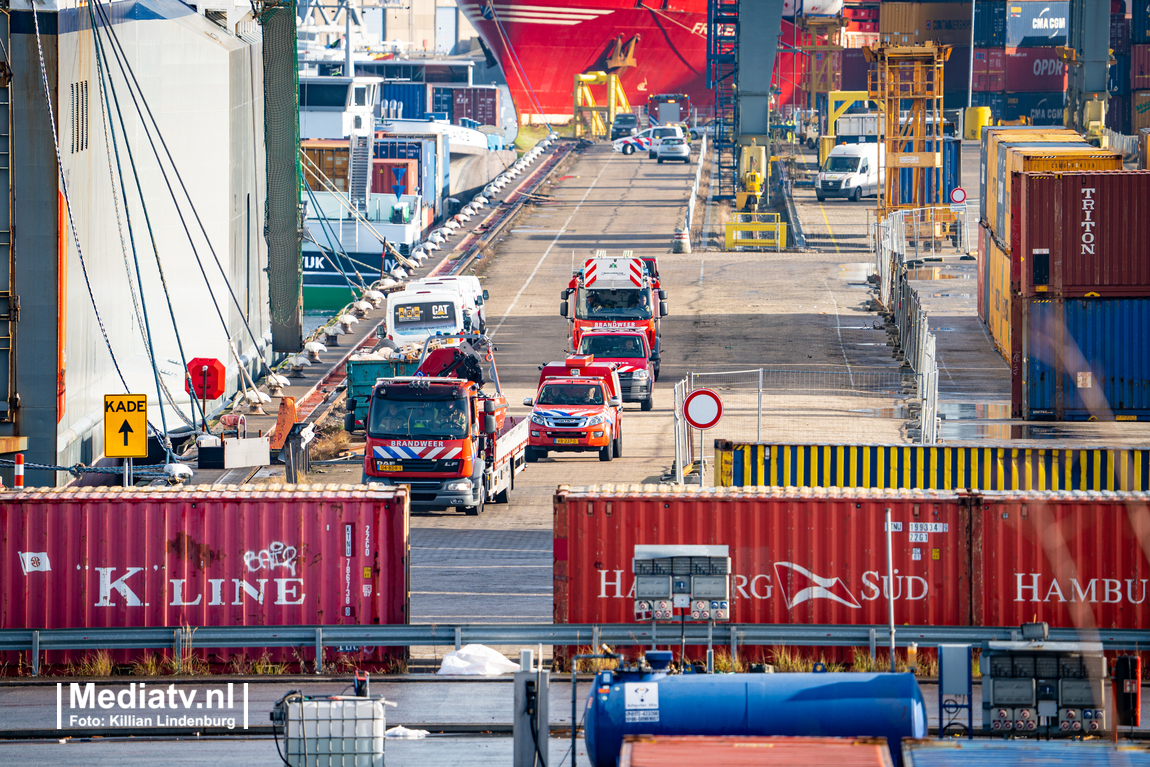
[584,667,926,767]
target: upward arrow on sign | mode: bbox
[118,420,134,446]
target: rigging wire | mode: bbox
[29,4,165,442]
[301,177,362,299]
[93,0,271,374]
[488,8,552,131]
[89,1,201,434]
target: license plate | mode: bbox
[376,463,402,472]
[555,438,580,445]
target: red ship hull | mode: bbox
[460,1,804,123]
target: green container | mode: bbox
[344,358,421,430]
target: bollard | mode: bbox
[672,229,691,254]
[14,453,24,488]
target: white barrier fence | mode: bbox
[684,133,708,239]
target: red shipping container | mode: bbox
[1003,47,1067,92]
[1133,45,1150,90]
[973,48,1006,92]
[553,487,972,637]
[0,486,410,666]
[1014,170,1150,297]
[973,493,1150,630]
[371,158,419,196]
[619,736,894,767]
[453,86,501,128]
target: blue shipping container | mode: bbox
[993,140,1081,244]
[1135,0,1150,46]
[898,138,960,206]
[975,0,1007,47]
[1003,91,1066,124]
[1110,53,1131,95]
[1006,1,1069,48]
[903,738,1150,766]
[1022,297,1150,421]
[382,82,426,120]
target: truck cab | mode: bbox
[576,329,655,411]
[385,286,468,345]
[561,256,668,379]
[523,355,623,463]
[363,335,527,515]
[816,143,880,202]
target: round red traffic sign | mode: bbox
[950,187,967,204]
[683,388,723,430]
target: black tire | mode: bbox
[653,363,660,382]
[613,431,622,458]
[807,138,816,149]
[657,158,664,164]
[641,394,654,412]
[622,144,635,156]
[649,152,656,160]
[599,442,613,462]
[852,187,862,202]
[494,469,511,504]
[525,446,538,463]
[464,485,485,516]
[816,192,825,202]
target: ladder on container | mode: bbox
[348,132,370,212]
[0,12,14,424]
[707,0,739,199]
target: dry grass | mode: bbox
[70,650,116,677]
[252,651,287,675]
[712,653,748,674]
[769,646,812,673]
[131,653,162,677]
[162,652,209,676]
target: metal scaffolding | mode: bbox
[707,0,739,199]
[867,44,949,219]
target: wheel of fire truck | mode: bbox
[641,392,654,412]
[622,144,635,156]
[494,465,512,504]
[464,485,485,516]
[599,439,613,462]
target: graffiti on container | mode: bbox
[244,541,298,575]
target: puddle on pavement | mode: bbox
[838,263,876,282]
[850,405,910,418]
[906,267,961,280]
[939,403,1011,420]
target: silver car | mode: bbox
[656,137,690,163]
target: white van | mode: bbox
[385,287,467,346]
[816,143,880,202]
[420,276,489,332]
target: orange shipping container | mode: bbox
[982,223,1011,360]
[620,736,895,767]
[979,127,1085,234]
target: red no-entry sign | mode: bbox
[683,388,723,430]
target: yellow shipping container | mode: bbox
[996,146,1123,250]
[981,127,1084,242]
[879,2,973,47]
[985,229,1011,361]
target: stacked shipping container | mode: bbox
[553,486,1150,662]
[976,122,1150,420]
[953,0,1070,123]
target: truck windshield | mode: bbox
[825,156,860,173]
[538,383,604,406]
[391,300,459,336]
[579,335,646,359]
[368,395,469,439]
[575,288,653,320]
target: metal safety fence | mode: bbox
[672,377,693,485]
[1103,127,1138,161]
[683,368,911,451]
[872,206,970,444]
[683,132,708,240]
[3,624,1144,676]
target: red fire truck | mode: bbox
[361,336,528,515]
[561,255,667,380]
[647,93,691,127]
